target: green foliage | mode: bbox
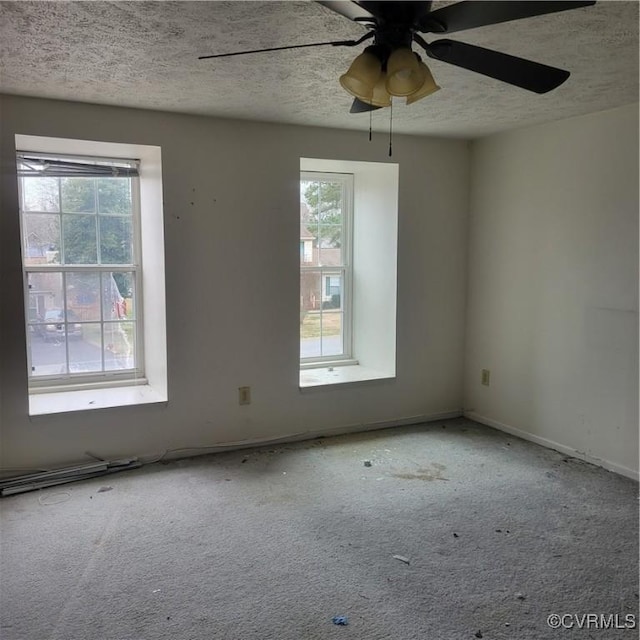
[99,217,132,264]
[300,311,341,339]
[111,273,131,298]
[61,178,95,212]
[46,177,133,265]
[63,215,97,264]
[97,179,131,214]
[61,177,131,215]
[302,180,343,248]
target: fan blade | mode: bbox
[350,98,383,113]
[420,1,596,34]
[199,33,373,60]
[418,38,570,93]
[317,1,375,22]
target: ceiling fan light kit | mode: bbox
[385,47,426,97]
[406,62,441,105]
[339,46,382,102]
[370,73,392,108]
[340,45,440,107]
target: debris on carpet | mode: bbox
[392,554,410,565]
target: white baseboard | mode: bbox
[152,411,464,463]
[309,410,464,440]
[465,411,639,482]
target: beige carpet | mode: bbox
[1,418,638,639]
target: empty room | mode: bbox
[0,1,638,639]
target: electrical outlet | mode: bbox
[481,369,491,386]
[239,386,251,405]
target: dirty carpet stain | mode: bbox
[392,463,449,481]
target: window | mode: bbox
[17,152,142,389]
[300,172,354,364]
[299,158,398,388]
[15,134,167,414]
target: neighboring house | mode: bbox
[300,223,314,264]
[25,233,61,321]
[25,232,126,324]
[300,217,342,312]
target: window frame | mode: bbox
[299,157,399,389]
[300,170,355,367]
[17,153,146,392]
[15,134,167,415]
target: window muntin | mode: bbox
[17,153,143,388]
[300,172,353,364]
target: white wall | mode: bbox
[351,161,398,374]
[0,95,469,470]
[464,104,639,478]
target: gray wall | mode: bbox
[0,95,469,469]
[464,104,639,477]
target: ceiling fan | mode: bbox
[199,1,596,113]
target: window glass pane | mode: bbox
[300,173,351,363]
[322,273,343,310]
[301,270,322,312]
[42,308,81,341]
[318,225,342,248]
[22,177,59,212]
[300,269,345,358]
[300,181,314,208]
[300,314,321,359]
[300,182,319,267]
[99,216,133,264]
[66,273,101,321]
[68,323,103,374]
[29,332,68,377]
[301,180,345,265]
[62,214,97,264]
[102,273,132,320]
[320,310,343,357]
[300,227,316,266]
[318,225,342,265]
[300,271,322,359]
[97,178,132,215]
[118,273,135,318]
[313,181,343,225]
[302,182,343,223]
[18,150,146,388]
[104,322,136,371]
[61,178,96,213]
[28,270,68,377]
[27,272,64,326]
[23,213,61,266]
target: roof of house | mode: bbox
[300,224,314,241]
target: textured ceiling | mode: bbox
[1,1,638,138]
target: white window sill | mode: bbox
[300,358,359,370]
[29,384,167,416]
[299,364,395,389]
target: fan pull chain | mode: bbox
[388,99,393,157]
[369,109,372,142]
